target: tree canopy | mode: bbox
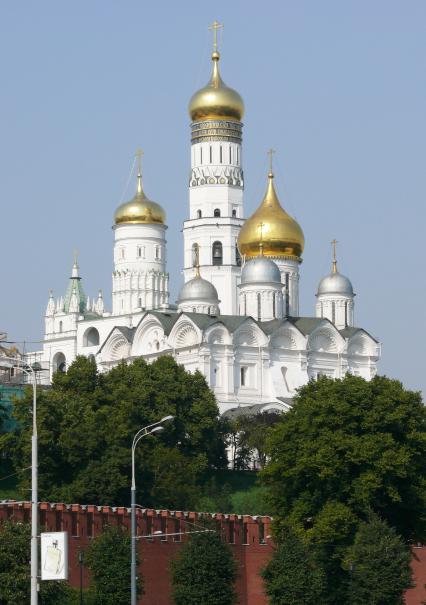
[171,531,237,605]
[85,524,142,605]
[261,528,326,605]
[345,512,413,605]
[5,355,227,508]
[262,375,425,604]
[0,519,74,604]
[263,375,426,542]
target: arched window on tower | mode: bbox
[257,293,262,321]
[212,241,223,266]
[345,301,348,326]
[220,146,223,163]
[196,209,202,218]
[273,292,276,318]
[209,146,212,163]
[58,321,63,333]
[332,301,336,324]
[214,208,221,218]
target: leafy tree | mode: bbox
[261,528,326,605]
[345,512,413,605]
[5,355,227,508]
[262,375,426,603]
[226,412,280,470]
[0,519,75,604]
[263,375,426,541]
[85,525,141,605]
[171,531,237,605]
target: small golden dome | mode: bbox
[114,171,166,226]
[189,51,244,123]
[238,171,304,261]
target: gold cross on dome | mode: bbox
[331,239,338,261]
[268,148,276,174]
[209,20,223,52]
[135,148,144,174]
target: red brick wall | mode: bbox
[1,502,424,604]
[0,502,272,605]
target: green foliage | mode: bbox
[0,519,75,604]
[261,528,326,605]
[171,532,237,605]
[262,375,426,603]
[227,412,281,470]
[85,525,141,605]
[263,375,426,541]
[344,512,413,605]
[230,486,270,515]
[7,355,227,508]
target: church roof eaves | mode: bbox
[339,326,379,343]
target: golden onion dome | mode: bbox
[188,51,244,123]
[238,171,304,261]
[114,170,166,226]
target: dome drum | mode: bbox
[191,120,243,144]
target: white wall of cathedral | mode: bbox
[271,257,300,316]
[238,285,283,321]
[42,308,379,414]
[112,223,169,315]
[178,301,220,315]
[315,295,354,329]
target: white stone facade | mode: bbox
[38,47,380,417]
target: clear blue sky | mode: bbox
[1,1,425,394]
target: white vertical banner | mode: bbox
[40,532,69,580]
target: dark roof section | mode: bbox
[339,326,379,343]
[223,401,290,420]
[97,325,135,355]
[145,311,180,335]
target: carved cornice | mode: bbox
[189,166,244,188]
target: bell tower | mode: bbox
[183,22,245,315]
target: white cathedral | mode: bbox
[40,34,380,416]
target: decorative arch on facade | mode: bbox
[233,320,267,348]
[270,323,303,351]
[102,333,131,361]
[132,317,166,357]
[174,323,199,349]
[308,325,343,353]
[83,326,100,347]
[205,325,230,346]
[347,332,376,357]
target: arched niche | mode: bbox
[83,327,100,347]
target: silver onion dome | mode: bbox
[241,255,281,285]
[178,275,219,303]
[317,271,354,297]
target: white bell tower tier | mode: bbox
[183,26,245,315]
[112,151,169,316]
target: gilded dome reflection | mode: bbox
[238,172,304,261]
[189,51,244,123]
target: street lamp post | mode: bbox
[131,415,173,605]
[0,356,39,605]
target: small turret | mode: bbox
[316,240,355,328]
[95,290,105,315]
[46,290,55,316]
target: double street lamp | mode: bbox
[0,356,40,605]
[131,415,174,605]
